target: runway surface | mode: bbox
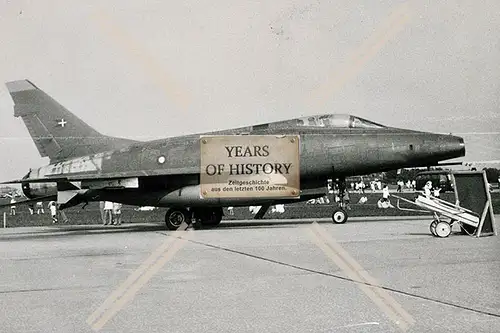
[1,216,499,333]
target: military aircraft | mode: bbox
[1,79,465,229]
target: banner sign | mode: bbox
[200,135,300,198]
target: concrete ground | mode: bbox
[0,216,499,333]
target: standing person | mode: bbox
[28,203,34,215]
[342,190,351,210]
[99,201,106,224]
[103,201,113,225]
[112,202,122,225]
[49,201,57,223]
[36,201,44,214]
[10,197,16,216]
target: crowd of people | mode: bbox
[304,179,447,211]
[8,199,62,223]
[6,196,123,225]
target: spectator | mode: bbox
[104,201,113,225]
[423,181,432,198]
[342,190,351,210]
[112,202,122,225]
[36,201,44,214]
[378,184,393,209]
[48,201,57,223]
[28,203,34,215]
[397,180,403,192]
[10,197,16,216]
[99,201,106,224]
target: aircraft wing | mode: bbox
[1,166,200,184]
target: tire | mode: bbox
[165,208,190,230]
[332,208,348,224]
[435,221,451,238]
[194,208,223,227]
[201,213,222,226]
[429,220,438,236]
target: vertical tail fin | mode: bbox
[5,80,138,162]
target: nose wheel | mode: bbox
[332,208,348,224]
[331,176,349,224]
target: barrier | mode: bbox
[451,171,496,237]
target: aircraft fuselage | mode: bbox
[21,126,465,209]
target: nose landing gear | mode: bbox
[331,177,349,224]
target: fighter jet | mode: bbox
[1,80,465,229]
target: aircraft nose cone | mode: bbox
[436,134,466,160]
[458,136,466,157]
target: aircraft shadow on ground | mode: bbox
[215,220,329,229]
[0,220,336,241]
[0,224,167,241]
[0,218,431,241]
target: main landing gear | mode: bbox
[331,177,349,224]
[164,207,223,230]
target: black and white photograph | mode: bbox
[0,1,499,332]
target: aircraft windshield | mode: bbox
[295,114,386,129]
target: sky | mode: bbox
[0,0,499,182]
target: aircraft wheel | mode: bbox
[429,220,438,236]
[194,208,223,227]
[435,221,451,238]
[201,209,223,227]
[332,208,348,224]
[165,208,191,230]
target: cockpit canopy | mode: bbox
[295,114,386,129]
[254,114,387,130]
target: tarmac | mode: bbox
[0,216,499,333]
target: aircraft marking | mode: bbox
[57,119,67,127]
